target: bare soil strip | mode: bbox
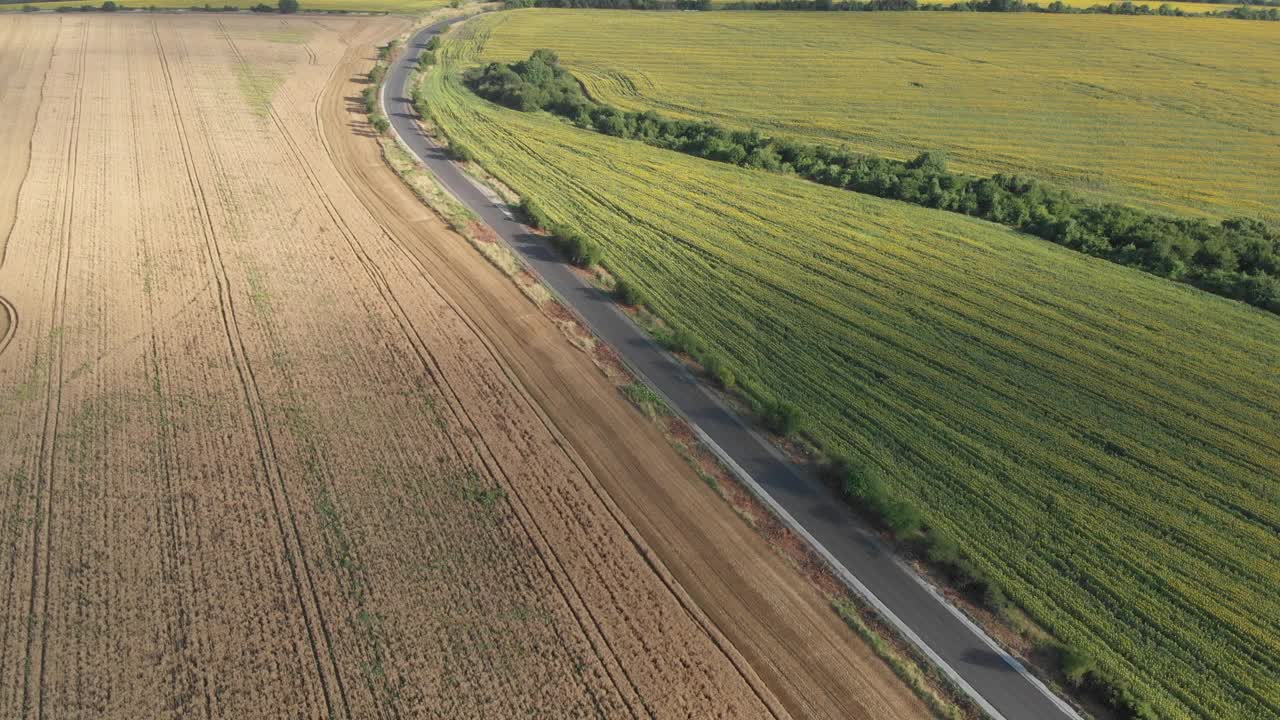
[0,14,884,718]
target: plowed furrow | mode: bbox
[150,19,344,719]
[21,20,86,719]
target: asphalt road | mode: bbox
[384,19,1082,720]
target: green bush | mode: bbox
[881,497,923,535]
[656,327,703,356]
[376,40,401,62]
[370,114,390,135]
[716,366,735,390]
[982,582,1011,613]
[622,382,670,418]
[761,398,801,436]
[567,232,603,268]
[701,352,736,390]
[614,278,645,307]
[838,457,884,500]
[544,224,599,267]
[925,531,963,566]
[1060,644,1096,686]
[836,456,929,536]
[447,141,473,162]
[518,197,548,229]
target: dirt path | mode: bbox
[320,30,930,720]
[0,15,799,718]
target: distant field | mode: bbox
[1047,0,1254,10]
[707,0,1247,6]
[702,0,1260,10]
[426,16,1280,720]
[5,0,445,12]
[475,10,1279,222]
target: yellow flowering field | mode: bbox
[476,10,1279,222]
[423,16,1280,720]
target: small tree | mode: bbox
[701,353,736,390]
[562,231,602,268]
[613,278,645,308]
[881,498,923,535]
[1059,644,1095,686]
[370,114,390,135]
[907,150,947,174]
[447,141,473,163]
[761,399,800,436]
[278,0,299,12]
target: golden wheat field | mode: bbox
[7,0,448,12]
[0,12,917,718]
[474,10,1280,222]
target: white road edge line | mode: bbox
[380,32,1085,720]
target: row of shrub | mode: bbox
[503,0,1279,17]
[417,35,442,70]
[1213,3,1280,17]
[722,0,1277,16]
[466,50,1280,315]
[362,45,398,135]
[515,197,605,268]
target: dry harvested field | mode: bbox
[0,12,927,720]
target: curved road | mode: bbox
[384,17,1082,720]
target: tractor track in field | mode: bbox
[126,27,212,716]
[288,36,674,720]
[220,23,659,716]
[0,15,40,356]
[154,20,349,719]
[0,15,57,704]
[22,20,85,718]
[224,20,678,718]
